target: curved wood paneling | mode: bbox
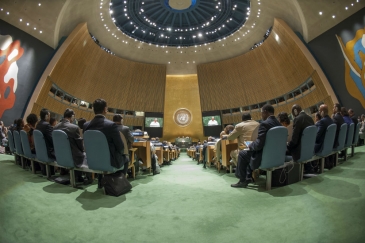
[47,23,166,112]
[197,18,336,112]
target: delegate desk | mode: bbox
[206,145,215,167]
[132,140,151,172]
[155,146,164,165]
[221,139,238,172]
[175,138,192,150]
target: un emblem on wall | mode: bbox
[173,108,192,127]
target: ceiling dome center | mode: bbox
[168,0,193,10]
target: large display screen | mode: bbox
[202,115,221,126]
[145,117,164,128]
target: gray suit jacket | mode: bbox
[117,125,134,149]
[54,120,85,167]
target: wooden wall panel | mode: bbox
[197,19,327,111]
[48,23,166,112]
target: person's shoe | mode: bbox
[203,165,206,169]
[231,180,248,188]
[246,178,254,184]
[153,170,160,175]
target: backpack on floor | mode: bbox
[102,172,132,197]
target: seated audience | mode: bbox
[220,125,234,139]
[54,109,89,183]
[287,104,314,161]
[315,112,322,124]
[83,99,127,187]
[15,118,24,133]
[77,118,87,138]
[359,114,365,145]
[348,109,358,127]
[314,104,334,153]
[227,113,259,167]
[36,108,55,175]
[332,103,345,148]
[231,104,282,188]
[113,114,134,150]
[0,121,8,146]
[25,114,38,154]
[49,117,57,127]
[277,112,293,143]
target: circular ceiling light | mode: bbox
[110,0,251,47]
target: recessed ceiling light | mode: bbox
[319,11,322,15]
[19,19,22,21]
[6,12,9,15]
[38,3,41,6]
[332,15,335,18]
[39,30,42,33]
[27,23,29,26]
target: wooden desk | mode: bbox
[129,148,138,179]
[163,148,170,163]
[198,147,203,163]
[132,141,151,173]
[221,139,238,171]
[206,145,215,167]
[155,147,164,165]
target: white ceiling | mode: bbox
[1,0,364,75]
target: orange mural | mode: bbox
[0,36,24,117]
[336,28,365,108]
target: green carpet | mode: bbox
[0,148,365,243]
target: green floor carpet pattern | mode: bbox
[0,148,365,243]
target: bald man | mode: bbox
[314,104,334,153]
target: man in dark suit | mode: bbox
[113,114,134,150]
[35,108,55,175]
[54,109,88,182]
[348,109,358,127]
[314,104,334,153]
[332,103,345,148]
[83,99,127,175]
[231,104,282,188]
[287,104,314,161]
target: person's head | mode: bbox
[77,118,86,130]
[315,112,322,122]
[211,116,215,121]
[348,109,354,117]
[93,98,107,115]
[319,104,328,117]
[277,112,290,127]
[261,104,274,121]
[26,113,38,127]
[40,108,50,121]
[291,104,302,117]
[49,117,57,127]
[0,121,3,127]
[113,114,123,125]
[151,138,156,141]
[155,137,159,140]
[154,118,158,122]
[333,103,341,114]
[224,125,234,134]
[13,119,17,125]
[361,114,365,121]
[16,118,24,128]
[198,142,201,145]
[340,107,349,117]
[63,108,75,122]
[241,113,251,121]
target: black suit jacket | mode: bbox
[287,111,314,161]
[54,120,85,167]
[35,120,55,158]
[117,125,134,149]
[248,116,282,170]
[84,115,125,168]
[350,115,358,127]
[333,112,345,148]
[314,115,334,153]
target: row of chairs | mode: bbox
[7,129,129,189]
[259,122,360,190]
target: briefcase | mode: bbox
[102,172,132,197]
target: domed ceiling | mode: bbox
[110,0,251,46]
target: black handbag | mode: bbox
[101,172,132,197]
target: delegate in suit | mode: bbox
[287,104,314,161]
[231,104,282,188]
[83,99,127,175]
[226,113,259,166]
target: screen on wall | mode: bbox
[145,117,164,128]
[144,112,163,138]
[202,115,221,126]
[202,111,222,137]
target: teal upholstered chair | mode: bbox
[33,130,56,178]
[332,123,348,166]
[343,123,354,161]
[52,130,77,187]
[351,122,361,157]
[83,130,123,172]
[259,126,288,190]
[13,131,25,168]
[20,130,37,173]
[315,124,336,173]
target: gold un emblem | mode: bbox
[173,108,192,127]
